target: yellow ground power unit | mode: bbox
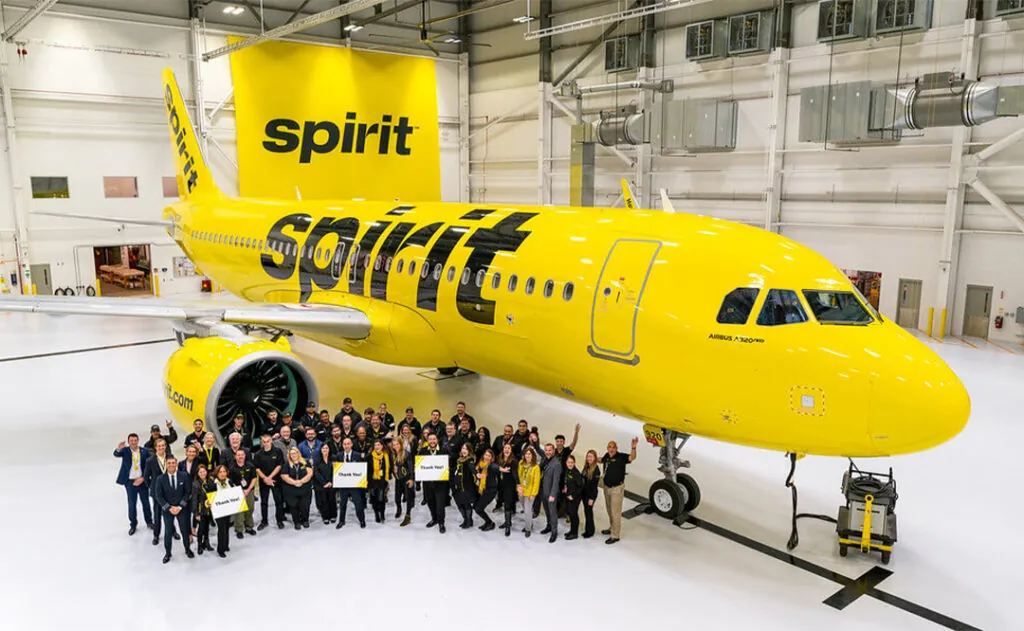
[836,462,898,564]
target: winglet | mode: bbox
[161,68,219,201]
[621,179,637,209]
[659,188,675,213]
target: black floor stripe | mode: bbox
[621,490,980,631]
[0,338,176,363]
[824,566,893,610]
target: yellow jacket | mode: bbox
[517,461,540,497]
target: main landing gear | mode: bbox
[643,426,701,524]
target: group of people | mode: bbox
[113,400,639,564]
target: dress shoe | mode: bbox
[540,527,551,535]
[128,525,137,536]
[359,521,366,528]
[481,522,495,532]
[162,554,171,564]
[395,508,402,519]
[439,524,446,534]
[152,537,159,546]
[601,529,611,535]
[173,532,181,541]
[505,525,511,537]
[146,522,155,530]
[277,522,285,529]
[205,543,214,551]
[565,533,578,540]
[257,522,268,531]
[525,530,531,538]
[185,549,195,559]
[218,551,226,558]
[294,523,301,530]
[460,522,472,529]
[582,532,594,539]
[400,515,411,527]
[323,519,330,525]
[302,522,310,529]
[246,529,257,536]
[336,522,345,529]
[605,537,619,545]
[549,532,557,543]
[236,532,244,539]
[426,520,437,528]
[198,546,204,556]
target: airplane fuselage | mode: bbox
[170,196,969,458]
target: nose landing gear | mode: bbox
[643,425,701,524]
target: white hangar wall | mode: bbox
[467,0,1024,344]
[0,8,465,296]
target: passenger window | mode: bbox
[409,260,417,277]
[433,263,441,280]
[396,259,404,274]
[802,290,875,324]
[420,262,429,279]
[543,280,554,298]
[492,272,502,290]
[756,289,808,326]
[374,256,381,271]
[475,269,486,288]
[385,257,392,272]
[525,277,536,295]
[563,282,574,301]
[460,268,470,285]
[716,288,760,325]
[508,274,518,292]
[447,266,456,282]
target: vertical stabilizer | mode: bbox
[161,68,219,201]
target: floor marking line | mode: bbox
[952,335,978,349]
[621,490,981,631]
[0,338,176,363]
[984,339,1015,354]
[823,566,893,610]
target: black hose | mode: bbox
[785,452,838,550]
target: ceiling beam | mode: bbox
[202,0,389,60]
[3,0,60,42]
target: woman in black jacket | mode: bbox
[191,464,214,554]
[581,449,601,539]
[474,427,491,460]
[207,465,236,558]
[368,439,392,523]
[280,447,313,530]
[392,437,415,526]
[496,443,519,537]
[453,442,477,529]
[562,454,584,540]
[313,443,336,525]
[473,448,499,531]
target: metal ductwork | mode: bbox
[596,110,647,146]
[887,72,1024,130]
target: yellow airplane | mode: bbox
[0,69,970,520]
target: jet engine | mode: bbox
[162,334,317,449]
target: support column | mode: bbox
[934,18,980,337]
[764,47,790,232]
[189,13,209,157]
[0,41,30,293]
[538,82,553,205]
[635,68,653,209]
[458,52,470,203]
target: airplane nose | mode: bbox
[869,325,971,454]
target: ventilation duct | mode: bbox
[595,108,648,146]
[886,72,1023,130]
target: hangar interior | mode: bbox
[0,0,1020,630]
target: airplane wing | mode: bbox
[0,295,371,338]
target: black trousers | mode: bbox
[583,499,596,537]
[259,481,285,524]
[543,497,558,535]
[474,490,497,526]
[337,488,365,525]
[162,510,191,555]
[284,486,311,524]
[395,478,414,513]
[215,516,231,554]
[314,486,337,521]
[369,482,389,517]
[195,512,211,550]
[566,497,582,536]
[424,482,446,524]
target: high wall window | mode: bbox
[162,177,179,198]
[31,176,69,199]
[104,177,139,198]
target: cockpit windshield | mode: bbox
[802,290,875,324]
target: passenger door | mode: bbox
[588,239,661,365]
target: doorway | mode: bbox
[29,264,53,296]
[896,279,922,329]
[843,269,882,311]
[588,238,661,365]
[94,244,151,297]
[962,285,993,339]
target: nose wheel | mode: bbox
[642,426,702,522]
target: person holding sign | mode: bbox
[517,446,541,538]
[113,433,153,536]
[473,449,499,532]
[281,447,313,530]
[153,455,194,564]
[333,438,367,530]
[418,433,448,533]
[313,443,337,525]
[207,465,236,558]
[496,443,519,537]
[453,443,478,529]
[190,464,214,555]
[367,440,391,523]
[391,437,415,526]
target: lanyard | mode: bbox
[131,450,140,471]
[158,457,166,474]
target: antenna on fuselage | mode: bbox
[295,186,303,201]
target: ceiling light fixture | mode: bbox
[222,5,245,15]
[344,24,364,32]
[443,36,461,43]
[512,15,534,23]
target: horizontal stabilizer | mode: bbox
[33,210,173,228]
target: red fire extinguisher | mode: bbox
[995,315,1003,329]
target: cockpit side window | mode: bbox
[716,288,760,324]
[756,289,808,326]
[802,290,875,324]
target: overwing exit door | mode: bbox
[588,239,661,365]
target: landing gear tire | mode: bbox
[436,367,458,376]
[649,479,688,519]
[675,472,702,512]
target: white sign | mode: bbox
[415,455,449,482]
[332,461,367,488]
[207,486,247,520]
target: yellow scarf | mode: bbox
[371,451,390,480]
[477,460,488,494]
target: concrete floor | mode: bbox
[0,309,1016,631]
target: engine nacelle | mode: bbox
[162,335,317,450]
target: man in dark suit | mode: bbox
[334,438,366,529]
[143,438,177,546]
[153,456,194,563]
[113,433,153,535]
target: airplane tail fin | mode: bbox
[161,68,220,201]
[620,179,637,209]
